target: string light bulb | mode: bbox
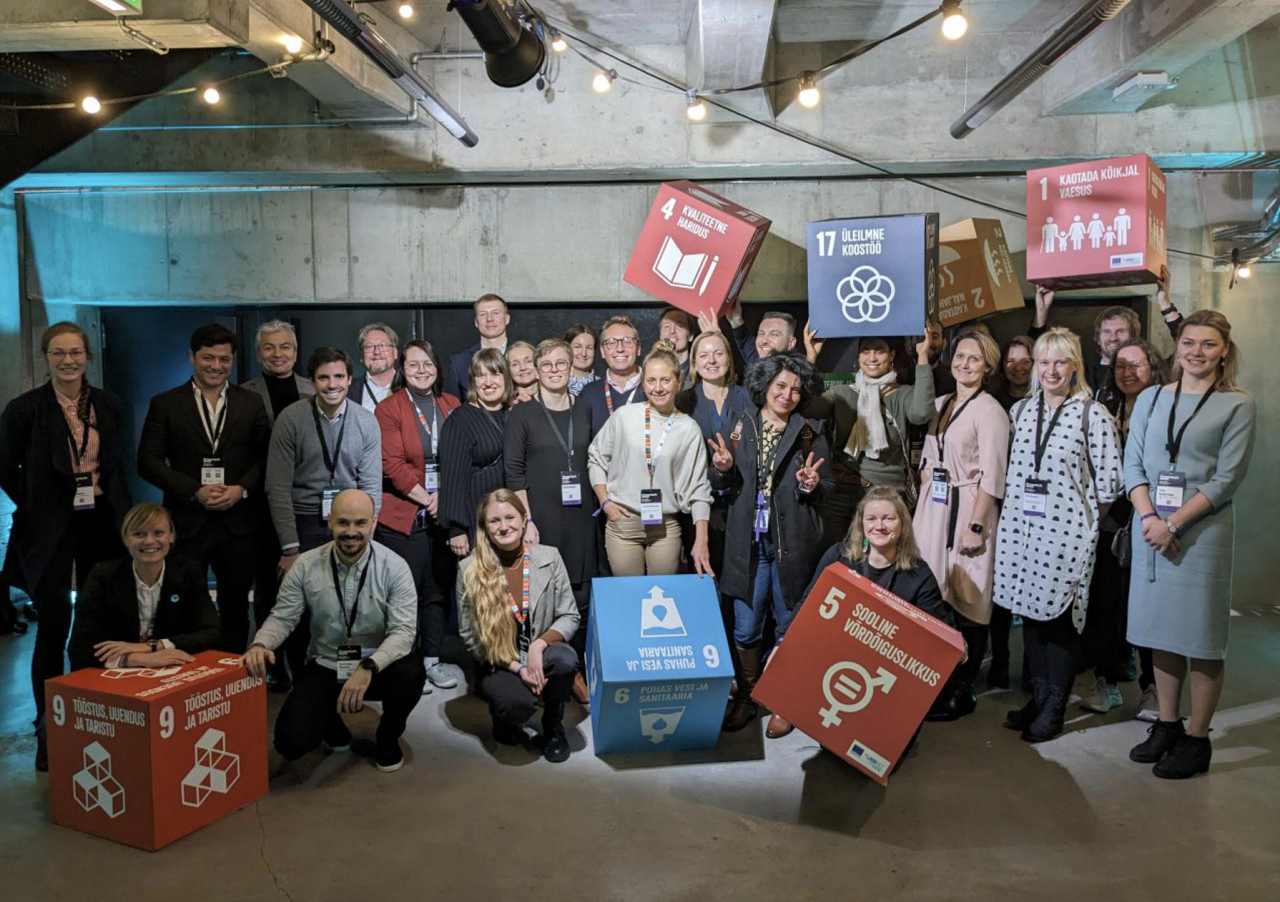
[686,93,707,121]
[941,1,968,40]
[202,87,221,105]
[282,34,303,55]
[1238,262,1251,279]
[81,95,102,114]
[550,32,568,53]
[797,72,820,108]
[398,3,414,18]
[592,70,615,93]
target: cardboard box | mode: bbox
[806,213,939,338]
[937,218,1024,326]
[623,182,772,317]
[1026,153,1167,289]
[588,575,733,755]
[46,651,268,851]
[753,563,964,784]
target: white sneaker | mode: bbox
[1135,685,1160,723]
[1079,677,1123,713]
[425,662,459,690]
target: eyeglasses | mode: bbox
[601,337,638,349]
[364,343,395,353]
[1113,362,1150,373]
[538,360,570,373]
[48,349,87,360]
[404,362,437,374]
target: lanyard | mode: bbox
[196,385,227,454]
[312,399,349,482]
[1165,381,1215,468]
[1033,394,1068,476]
[644,404,677,487]
[604,383,639,417]
[64,402,91,467]
[330,547,372,638]
[937,389,982,463]
[537,397,575,468]
[406,390,440,457]
[507,546,531,636]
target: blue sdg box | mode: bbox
[806,213,939,338]
[587,575,733,756]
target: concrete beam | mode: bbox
[0,0,247,52]
[686,0,778,120]
[1042,0,1280,114]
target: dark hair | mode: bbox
[306,346,354,379]
[395,339,445,395]
[1111,337,1171,390]
[563,323,596,343]
[190,323,237,354]
[41,322,93,434]
[659,306,696,333]
[467,347,514,406]
[746,352,816,410]
[759,311,797,335]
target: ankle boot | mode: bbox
[1021,684,1068,743]
[926,679,977,722]
[1005,678,1046,731]
[723,645,762,732]
[1129,719,1185,764]
[1153,732,1211,779]
[541,701,570,763]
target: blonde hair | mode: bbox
[688,331,738,387]
[1172,310,1242,391]
[534,338,571,364]
[119,502,174,543]
[954,330,1001,383]
[841,487,920,571]
[642,339,681,379]
[1031,327,1091,400]
[462,489,528,666]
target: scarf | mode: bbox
[846,370,898,460]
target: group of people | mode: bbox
[0,282,1255,780]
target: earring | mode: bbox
[862,537,870,553]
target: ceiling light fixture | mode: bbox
[398,3,414,18]
[86,0,142,15]
[81,95,102,114]
[592,70,615,93]
[282,34,304,55]
[202,86,221,104]
[448,0,547,88]
[941,1,968,40]
[686,93,707,121]
[797,72,820,108]
[550,31,568,53]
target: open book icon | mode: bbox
[653,235,719,294]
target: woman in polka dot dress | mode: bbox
[994,328,1123,743]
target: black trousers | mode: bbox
[952,611,988,686]
[477,643,578,727]
[273,655,426,760]
[1083,530,1132,683]
[1023,607,1078,696]
[374,518,453,659]
[182,516,257,654]
[568,581,590,671]
[30,504,120,716]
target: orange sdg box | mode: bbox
[753,563,964,784]
[45,650,268,851]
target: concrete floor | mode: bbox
[3,606,1278,902]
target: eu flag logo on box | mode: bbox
[588,576,733,755]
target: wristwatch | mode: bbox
[359,657,379,674]
[969,523,985,535]
[1166,520,1180,537]
[148,639,159,652]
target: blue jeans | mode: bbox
[731,535,793,647]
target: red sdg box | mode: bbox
[754,563,964,784]
[623,181,772,317]
[1026,153,1167,289]
[45,650,268,851]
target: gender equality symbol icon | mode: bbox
[818,661,898,727]
[837,265,896,324]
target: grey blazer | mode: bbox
[241,374,315,426]
[456,542,580,664]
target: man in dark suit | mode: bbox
[348,321,400,413]
[137,323,271,653]
[444,294,510,399]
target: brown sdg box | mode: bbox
[937,218,1024,326]
[754,563,965,784]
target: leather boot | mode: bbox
[722,645,761,732]
[572,672,591,706]
[1021,684,1068,743]
[1153,732,1211,779]
[541,701,570,763]
[1005,678,1047,731]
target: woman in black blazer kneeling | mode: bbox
[69,502,222,674]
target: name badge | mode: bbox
[518,633,530,667]
[72,473,95,511]
[1023,477,1049,518]
[1154,471,1186,514]
[639,488,664,526]
[335,644,361,681]
[930,468,950,504]
[321,484,341,522]
[424,459,439,493]
[560,471,582,506]
[753,493,769,541]
[201,457,225,486]
[910,438,925,469]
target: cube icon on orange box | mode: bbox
[1026,153,1167,289]
[46,651,267,851]
[623,181,772,317]
[753,563,965,784]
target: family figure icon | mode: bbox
[1041,208,1132,254]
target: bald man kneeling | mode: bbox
[243,489,425,772]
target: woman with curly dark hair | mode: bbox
[708,353,830,735]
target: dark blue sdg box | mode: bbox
[806,213,939,338]
[587,575,733,756]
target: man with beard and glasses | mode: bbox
[348,322,401,413]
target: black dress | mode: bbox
[438,404,507,540]
[503,399,596,585]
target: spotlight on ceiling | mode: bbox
[398,3,414,18]
[448,0,547,88]
[81,95,103,114]
[941,1,968,40]
[202,86,221,104]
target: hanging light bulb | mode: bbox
[398,3,414,19]
[81,95,102,114]
[202,87,221,105]
[686,93,707,121]
[1238,262,1251,279]
[797,72,820,108]
[550,32,568,53]
[592,70,615,93]
[282,34,303,55]
[941,1,968,40]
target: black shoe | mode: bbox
[1153,732,1211,779]
[492,719,525,746]
[986,662,1010,691]
[542,723,571,763]
[1004,678,1046,731]
[1129,719,1185,764]
[265,662,292,694]
[35,720,48,773]
[323,718,353,752]
[374,739,405,773]
[1021,686,1067,743]
[926,682,977,722]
